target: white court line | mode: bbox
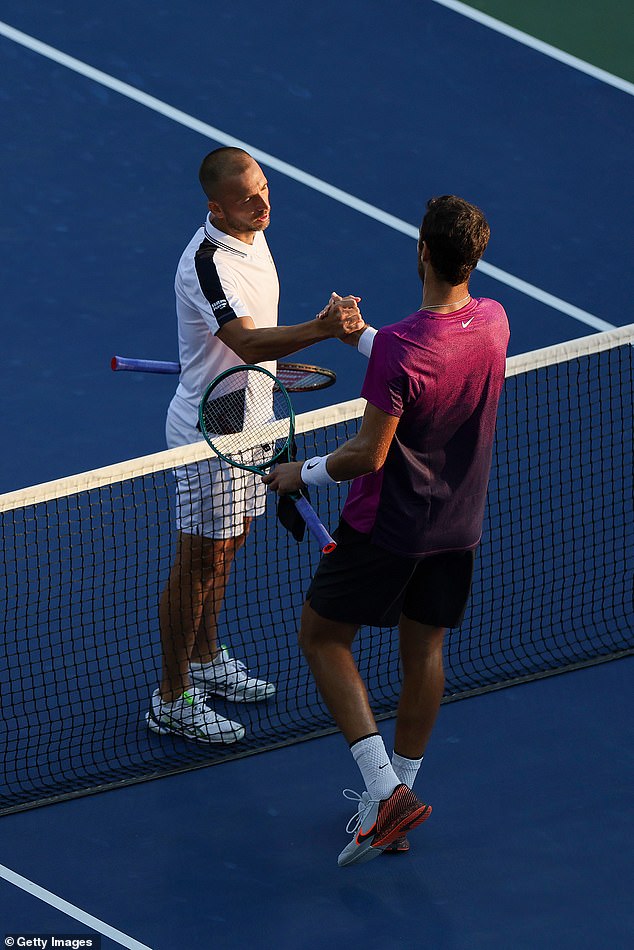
[0,19,616,333]
[0,863,153,949]
[432,0,634,97]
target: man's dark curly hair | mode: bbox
[418,195,490,286]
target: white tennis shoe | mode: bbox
[190,647,276,703]
[146,687,245,744]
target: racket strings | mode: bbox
[276,363,336,392]
[201,367,292,466]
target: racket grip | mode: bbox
[111,356,181,374]
[292,495,336,554]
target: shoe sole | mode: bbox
[383,837,410,854]
[145,713,245,744]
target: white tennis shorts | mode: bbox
[166,399,267,539]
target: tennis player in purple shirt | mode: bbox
[264,195,510,867]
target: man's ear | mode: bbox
[208,199,222,219]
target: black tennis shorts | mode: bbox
[306,519,475,628]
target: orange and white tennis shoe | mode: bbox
[337,784,431,867]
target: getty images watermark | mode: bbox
[5,938,100,948]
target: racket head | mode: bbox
[198,364,295,473]
[276,362,336,392]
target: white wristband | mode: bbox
[358,326,377,358]
[301,455,338,486]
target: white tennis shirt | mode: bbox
[169,215,279,433]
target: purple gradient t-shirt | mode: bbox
[342,297,510,556]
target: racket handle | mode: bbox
[111,356,181,374]
[292,495,336,554]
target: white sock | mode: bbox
[391,752,423,790]
[351,734,400,801]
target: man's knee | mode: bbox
[399,617,445,663]
[299,600,359,660]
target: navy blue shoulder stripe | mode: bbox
[194,238,239,328]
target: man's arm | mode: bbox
[216,295,363,363]
[262,403,400,494]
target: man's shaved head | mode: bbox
[199,147,255,200]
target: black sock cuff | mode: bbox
[349,732,380,750]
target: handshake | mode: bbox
[315,291,367,346]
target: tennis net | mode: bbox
[1,324,633,815]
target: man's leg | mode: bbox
[380,617,445,854]
[149,528,247,744]
[159,528,247,701]
[394,616,446,760]
[298,600,371,742]
[192,519,251,665]
[186,517,275,703]
[299,600,402,796]
[299,601,431,866]
[390,549,470,798]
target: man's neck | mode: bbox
[421,278,471,312]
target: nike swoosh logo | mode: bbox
[356,822,377,844]
[306,460,320,470]
[462,316,475,328]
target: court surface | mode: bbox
[0,1,632,947]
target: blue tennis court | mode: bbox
[0,1,632,947]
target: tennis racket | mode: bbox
[198,364,336,554]
[111,355,336,392]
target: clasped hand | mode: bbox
[316,291,365,341]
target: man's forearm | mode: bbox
[218,295,363,362]
[228,320,332,363]
[321,431,384,482]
